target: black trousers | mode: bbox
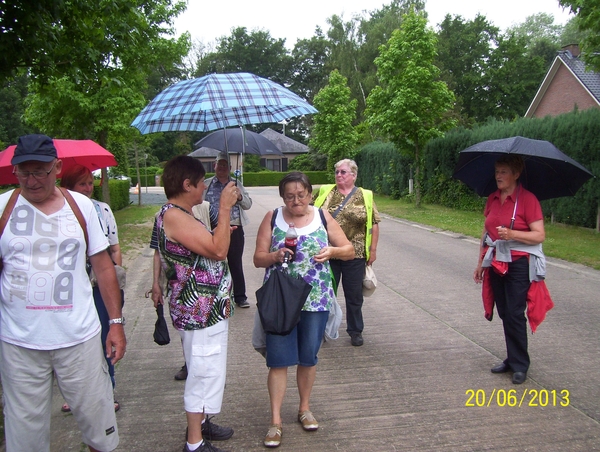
[489,256,530,372]
[228,225,246,303]
[330,258,366,336]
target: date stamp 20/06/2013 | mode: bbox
[465,389,570,407]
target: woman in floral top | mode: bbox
[254,172,354,448]
[158,156,238,452]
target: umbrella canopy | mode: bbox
[130,72,318,134]
[194,128,283,156]
[0,139,118,185]
[452,136,594,201]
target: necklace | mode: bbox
[284,208,312,226]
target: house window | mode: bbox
[266,159,281,171]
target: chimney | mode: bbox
[561,44,581,57]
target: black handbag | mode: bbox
[256,266,312,336]
[153,304,170,345]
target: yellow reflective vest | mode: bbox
[313,184,374,261]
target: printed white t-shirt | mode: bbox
[93,200,119,246]
[0,189,109,350]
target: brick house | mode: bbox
[524,45,600,118]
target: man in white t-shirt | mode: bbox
[0,134,126,452]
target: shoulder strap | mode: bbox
[318,208,327,230]
[271,206,327,231]
[331,186,358,218]
[0,188,22,238]
[270,207,278,230]
[59,188,89,251]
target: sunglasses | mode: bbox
[335,170,352,175]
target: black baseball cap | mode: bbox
[11,134,58,165]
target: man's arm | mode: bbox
[89,250,126,364]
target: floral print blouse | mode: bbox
[157,203,233,330]
[265,206,335,312]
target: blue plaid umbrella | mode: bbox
[131,72,317,134]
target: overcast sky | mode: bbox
[174,0,573,47]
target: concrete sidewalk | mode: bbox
[49,186,600,451]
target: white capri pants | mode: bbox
[179,319,229,414]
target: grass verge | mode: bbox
[374,195,600,271]
[114,205,160,265]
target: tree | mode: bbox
[0,0,188,83]
[290,28,331,103]
[326,0,425,122]
[435,14,499,125]
[560,0,600,70]
[194,27,293,85]
[309,70,358,176]
[0,75,36,148]
[484,33,546,119]
[560,16,589,47]
[506,13,563,67]
[366,11,456,206]
[24,0,190,201]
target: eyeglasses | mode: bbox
[283,192,309,202]
[13,160,57,181]
[335,170,351,175]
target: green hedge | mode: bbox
[354,141,413,199]
[129,166,162,187]
[240,171,329,187]
[92,180,130,211]
[420,109,600,228]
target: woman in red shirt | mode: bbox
[473,155,545,384]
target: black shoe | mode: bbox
[202,416,234,441]
[350,333,363,347]
[491,362,510,373]
[175,364,188,380]
[183,439,227,452]
[512,372,527,384]
[235,299,250,308]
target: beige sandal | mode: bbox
[264,424,282,447]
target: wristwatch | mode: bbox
[108,317,126,326]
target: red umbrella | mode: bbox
[0,139,118,185]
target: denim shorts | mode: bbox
[266,311,328,368]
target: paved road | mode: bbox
[49,186,600,451]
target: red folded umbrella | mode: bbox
[0,139,118,185]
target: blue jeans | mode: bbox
[265,311,328,368]
[93,285,125,387]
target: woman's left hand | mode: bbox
[314,246,335,263]
[496,225,511,240]
[367,249,377,266]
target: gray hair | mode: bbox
[335,159,358,176]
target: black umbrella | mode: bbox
[194,128,283,156]
[255,266,312,336]
[153,304,170,346]
[453,136,594,201]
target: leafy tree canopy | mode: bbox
[560,0,600,70]
[367,10,456,206]
[195,26,293,85]
[0,0,188,83]
[309,70,358,176]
